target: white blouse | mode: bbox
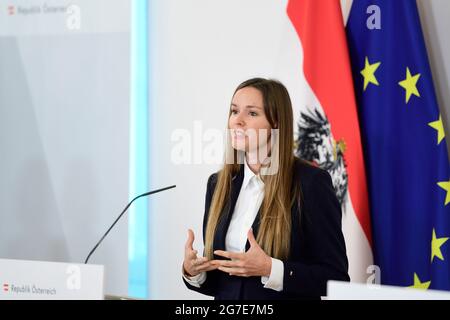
[183,159,284,291]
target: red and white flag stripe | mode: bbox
[284,0,373,282]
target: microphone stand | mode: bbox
[84,185,176,264]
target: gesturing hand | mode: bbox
[183,229,217,277]
[212,229,272,277]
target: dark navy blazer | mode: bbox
[183,158,350,299]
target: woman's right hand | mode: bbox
[183,229,217,277]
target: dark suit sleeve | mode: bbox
[182,173,220,297]
[283,169,350,297]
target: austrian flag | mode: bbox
[286,0,373,282]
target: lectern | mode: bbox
[0,258,104,300]
[327,280,450,300]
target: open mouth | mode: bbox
[231,129,246,139]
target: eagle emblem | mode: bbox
[294,108,348,206]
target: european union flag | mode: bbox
[346,0,450,290]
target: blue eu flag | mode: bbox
[346,0,450,290]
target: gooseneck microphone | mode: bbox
[84,185,176,264]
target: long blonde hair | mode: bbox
[204,78,300,260]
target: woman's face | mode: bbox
[228,86,272,155]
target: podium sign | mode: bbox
[327,280,450,300]
[0,259,104,300]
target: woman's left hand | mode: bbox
[211,229,272,277]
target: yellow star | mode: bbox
[398,67,421,103]
[431,228,449,262]
[408,273,430,290]
[428,115,446,145]
[437,179,450,206]
[361,56,381,91]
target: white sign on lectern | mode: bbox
[0,259,104,300]
[327,280,450,300]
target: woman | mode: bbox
[182,78,349,299]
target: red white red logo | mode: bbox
[7,5,15,15]
[3,283,9,292]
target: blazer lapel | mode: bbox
[245,208,261,251]
[213,165,244,254]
